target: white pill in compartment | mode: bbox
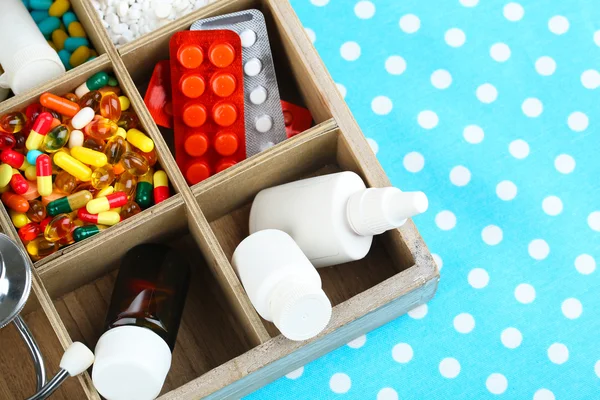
[250,86,268,105]
[240,29,257,48]
[244,58,263,77]
[71,107,95,130]
[255,115,273,133]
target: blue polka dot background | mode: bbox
[246,0,600,399]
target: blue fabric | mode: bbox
[246,1,600,398]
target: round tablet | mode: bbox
[209,42,235,68]
[186,161,211,184]
[255,115,273,133]
[177,45,203,69]
[154,3,172,19]
[216,159,236,173]
[283,110,293,126]
[180,74,205,98]
[249,86,268,105]
[182,104,207,127]
[210,73,237,97]
[212,103,238,127]
[239,29,257,48]
[214,132,239,156]
[184,134,209,157]
[244,58,262,77]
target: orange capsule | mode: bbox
[87,118,118,140]
[40,93,81,117]
[133,146,158,167]
[2,192,29,212]
[100,92,122,122]
[78,90,102,113]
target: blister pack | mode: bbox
[169,30,246,185]
[191,9,287,157]
[281,100,313,138]
[144,60,173,129]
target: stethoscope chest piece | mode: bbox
[0,233,32,329]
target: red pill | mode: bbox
[39,216,52,232]
[36,154,53,197]
[0,132,16,150]
[1,149,28,170]
[19,223,40,242]
[10,169,29,195]
[2,192,29,212]
[40,93,81,117]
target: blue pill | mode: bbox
[58,50,72,69]
[38,16,61,36]
[64,37,89,52]
[30,10,49,23]
[27,150,44,166]
[62,11,78,28]
[29,0,52,10]
[22,0,30,9]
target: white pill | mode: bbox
[249,86,268,105]
[255,115,273,133]
[68,130,85,149]
[240,29,257,48]
[260,141,275,151]
[75,82,90,98]
[71,107,95,130]
[117,2,129,18]
[244,58,262,77]
[154,3,172,18]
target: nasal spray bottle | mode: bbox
[0,0,65,95]
[250,171,428,268]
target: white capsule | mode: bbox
[117,3,129,18]
[240,29,257,48]
[75,82,90,98]
[68,130,85,149]
[255,115,273,133]
[71,107,95,130]
[250,86,268,105]
[244,58,262,77]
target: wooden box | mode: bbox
[0,0,439,399]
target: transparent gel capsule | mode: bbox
[44,213,74,242]
[0,132,16,150]
[87,118,118,140]
[78,90,102,113]
[117,111,139,131]
[134,146,158,167]
[41,124,70,152]
[26,236,59,261]
[54,171,78,195]
[114,171,137,198]
[91,165,116,189]
[83,136,106,152]
[104,135,126,165]
[26,200,47,223]
[120,200,141,220]
[100,92,122,122]
[0,112,27,133]
[120,152,149,176]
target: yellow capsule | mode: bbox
[96,185,115,198]
[118,96,130,111]
[126,129,154,153]
[71,146,108,168]
[53,151,92,181]
[0,163,12,187]
[70,46,90,68]
[49,0,70,17]
[68,21,86,38]
[52,29,69,51]
[9,210,31,228]
[116,127,127,139]
[24,165,37,181]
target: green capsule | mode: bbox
[42,124,70,152]
[87,72,109,91]
[73,224,106,242]
[107,76,118,87]
[47,190,93,216]
[135,182,153,209]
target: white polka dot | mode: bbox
[286,366,304,379]
[392,343,413,363]
[589,211,600,231]
[431,69,452,89]
[486,373,508,395]
[490,43,511,62]
[403,152,425,173]
[436,210,456,231]
[534,389,556,400]
[548,343,569,364]
[377,388,399,400]
[385,56,406,75]
[329,373,351,394]
[354,1,375,19]
[595,31,600,47]
[496,180,517,201]
[453,313,475,333]
[418,110,438,129]
[501,327,522,349]
[542,196,563,216]
[460,0,479,6]
[515,283,536,304]
[529,239,550,260]
[468,268,489,289]
[535,56,556,76]
[439,358,461,378]
[581,69,600,89]
[568,112,589,132]
[310,0,329,6]
[372,96,393,115]
[562,298,582,319]
[554,154,575,174]
[408,304,428,319]
[482,225,503,245]
[595,360,600,378]
[336,83,347,98]
[476,83,498,103]
[445,28,466,47]
[548,15,569,35]
[575,254,596,275]
[449,166,471,186]
[504,2,524,21]
[399,14,420,33]
[347,335,367,348]
[463,125,484,143]
[432,253,443,271]
[304,28,316,43]
[522,98,543,117]
[366,138,379,154]
[340,41,361,61]
[509,139,529,159]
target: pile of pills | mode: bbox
[0,71,171,261]
[90,0,218,45]
[24,0,98,70]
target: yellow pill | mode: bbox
[47,40,57,51]
[126,129,154,153]
[116,127,127,139]
[52,29,69,51]
[118,96,130,111]
[67,21,86,38]
[10,210,31,228]
[49,0,71,17]
[25,165,37,181]
[0,163,12,187]
[53,151,92,181]
[70,46,90,68]
[96,185,115,198]
[0,185,10,194]
[71,146,108,168]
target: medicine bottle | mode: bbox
[92,244,190,400]
[249,171,428,268]
[232,229,332,341]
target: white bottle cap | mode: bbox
[0,44,65,95]
[346,187,429,236]
[92,326,172,400]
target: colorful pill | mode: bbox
[180,74,205,98]
[96,185,114,198]
[182,104,207,128]
[153,170,169,205]
[210,72,236,97]
[10,169,29,195]
[42,124,70,152]
[25,112,53,150]
[135,169,153,209]
[77,208,120,226]
[40,93,80,117]
[36,154,53,196]
[53,151,92,181]
[75,71,109,98]
[51,29,69,51]
[87,118,118,140]
[58,49,71,69]
[134,146,158,167]
[70,46,90,68]
[27,199,47,223]
[44,213,73,242]
[117,111,139,130]
[212,102,237,127]
[30,0,53,10]
[120,200,141,220]
[86,192,128,214]
[68,129,84,148]
[114,172,137,197]
[38,17,61,37]
[26,236,59,260]
[49,0,70,17]
[118,96,130,111]
[0,112,26,133]
[91,165,115,189]
[10,210,31,228]
[177,45,203,69]
[68,21,86,38]
[31,10,50,23]
[73,224,106,242]
[64,37,89,52]
[0,164,12,187]
[54,170,77,194]
[100,92,122,122]
[19,223,41,242]
[71,107,94,129]
[27,150,44,165]
[214,132,239,156]
[24,165,37,181]
[119,152,149,176]
[1,149,31,170]
[70,146,108,168]
[126,129,154,153]
[47,190,92,216]
[209,42,235,68]
[0,132,17,150]
[62,11,77,27]
[2,192,29,212]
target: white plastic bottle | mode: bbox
[232,229,332,341]
[249,171,428,268]
[0,0,65,95]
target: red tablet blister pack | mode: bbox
[144,60,173,129]
[170,30,246,185]
[281,100,313,138]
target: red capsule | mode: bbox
[10,170,29,194]
[1,149,27,169]
[31,112,53,135]
[18,223,40,242]
[39,216,52,232]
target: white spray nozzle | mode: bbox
[60,341,95,376]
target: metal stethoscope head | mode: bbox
[0,233,94,399]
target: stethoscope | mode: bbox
[0,233,95,399]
